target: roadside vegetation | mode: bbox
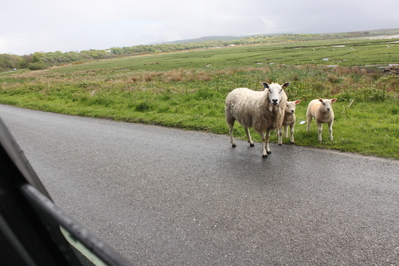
[1,33,399,159]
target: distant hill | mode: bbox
[151,28,399,45]
[149,36,242,45]
[365,28,399,35]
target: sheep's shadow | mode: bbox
[219,140,301,187]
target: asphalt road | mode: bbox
[1,104,399,265]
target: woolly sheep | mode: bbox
[306,98,337,141]
[225,82,289,158]
[278,100,301,145]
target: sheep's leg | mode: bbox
[277,127,283,146]
[265,130,272,156]
[317,122,323,142]
[228,124,236,148]
[328,121,334,140]
[306,116,312,131]
[260,130,273,157]
[260,132,268,158]
[289,124,295,144]
[284,125,289,138]
[244,127,255,147]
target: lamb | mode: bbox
[277,100,301,145]
[225,82,289,158]
[306,98,337,141]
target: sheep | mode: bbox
[277,100,301,145]
[306,98,337,141]
[225,82,289,158]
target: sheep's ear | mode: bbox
[318,99,324,103]
[331,98,337,103]
[262,82,269,89]
[282,82,290,88]
[295,100,301,104]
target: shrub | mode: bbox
[335,86,387,102]
[28,62,47,70]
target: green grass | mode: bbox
[40,38,399,73]
[1,37,399,159]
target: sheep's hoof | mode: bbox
[262,154,268,158]
[267,151,272,154]
[290,142,295,144]
[250,143,255,147]
[232,144,236,148]
[278,144,282,146]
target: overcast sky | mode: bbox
[1,0,398,55]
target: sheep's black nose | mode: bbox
[272,99,278,105]
[291,110,295,114]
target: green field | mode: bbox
[1,37,399,159]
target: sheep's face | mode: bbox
[263,82,290,106]
[285,100,301,114]
[318,98,337,112]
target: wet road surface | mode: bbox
[1,104,399,265]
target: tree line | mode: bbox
[0,31,383,72]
